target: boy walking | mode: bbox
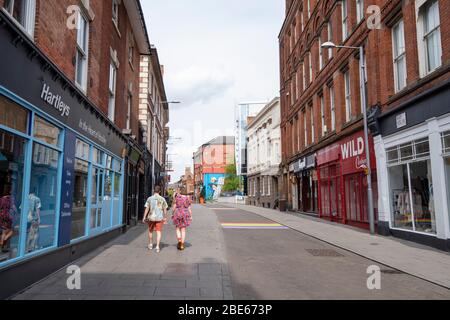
[143,186,168,253]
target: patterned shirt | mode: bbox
[145,194,168,221]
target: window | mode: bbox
[303,111,307,147]
[112,0,119,27]
[75,13,89,91]
[330,86,336,131]
[108,62,117,121]
[320,95,325,137]
[392,20,407,92]
[356,0,364,23]
[342,0,349,40]
[307,0,311,18]
[3,0,36,36]
[308,52,313,83]
[0,129,26,262]
[344,71,352,122]
[72,158,88,240]
[28,143,60,253]
[387,139,435,234]
[319,36,323,70]
[422,0,442,73]
[128,33,134,65]
[443,131,450,230]
[126,93,132,130]
[0,95,29,133]
[33,116,61,147]
[301,9,304,31]
[327,21,333,59]
[310,105,315,143]
[302,62,306,91]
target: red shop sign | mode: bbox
[317,131,376,175]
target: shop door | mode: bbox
[126,165,138,225]
[90,167,104,231]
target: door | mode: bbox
[90,167,104,230]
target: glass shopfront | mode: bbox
[386,138,436,234]
[442,131,450,230]
[0,91,124,266]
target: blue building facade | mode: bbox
[0,10,127,298]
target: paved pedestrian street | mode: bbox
[12,204,450,300]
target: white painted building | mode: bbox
[247,98,281,208]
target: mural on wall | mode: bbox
[203,174,225,200]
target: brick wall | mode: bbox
[31,0,142,136]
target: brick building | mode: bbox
[193,136,235,201]
[279,0,450,249]
[0,0,169,298]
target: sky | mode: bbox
[141,0,285,182]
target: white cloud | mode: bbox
[167,66,234,108]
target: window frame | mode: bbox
[344,71,352,123]
[75,11,89,92]
[392,19,407,93]
[342,0,349,41]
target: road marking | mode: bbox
[221,223,289,230]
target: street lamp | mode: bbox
[321,41,375,235]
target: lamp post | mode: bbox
[151,101,180,193]
[321,42,375,235]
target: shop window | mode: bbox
[387,138,436,234]
[102,170,113,229]
[0,129,26,263]
[33,116,61,147]
[27,143,60,254]
[71,159,88,240]
[112,171,121,226]
[75,139,89,160]
[92,147,104,165]
[3,0,36,36]
[90,167,103,230]
[443,131,450,230]
[0,95,29,133]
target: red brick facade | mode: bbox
[1,0,142,138]
[279,0,450,213]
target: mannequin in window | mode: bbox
[0,184,17,253]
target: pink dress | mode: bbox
[172,195,192,228]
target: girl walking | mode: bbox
[172,191,192,251]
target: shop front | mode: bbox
[317,131,378,229]
[0,12,127,298]
[294,154,318,215]
[372,80,450,250]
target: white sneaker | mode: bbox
[147,244,153,250]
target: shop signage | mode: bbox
[40,83,70,117]
[317,131,376,175]
[58,131,76,247]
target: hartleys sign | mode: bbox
[317,131,376,175]
[41,83,71,117]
